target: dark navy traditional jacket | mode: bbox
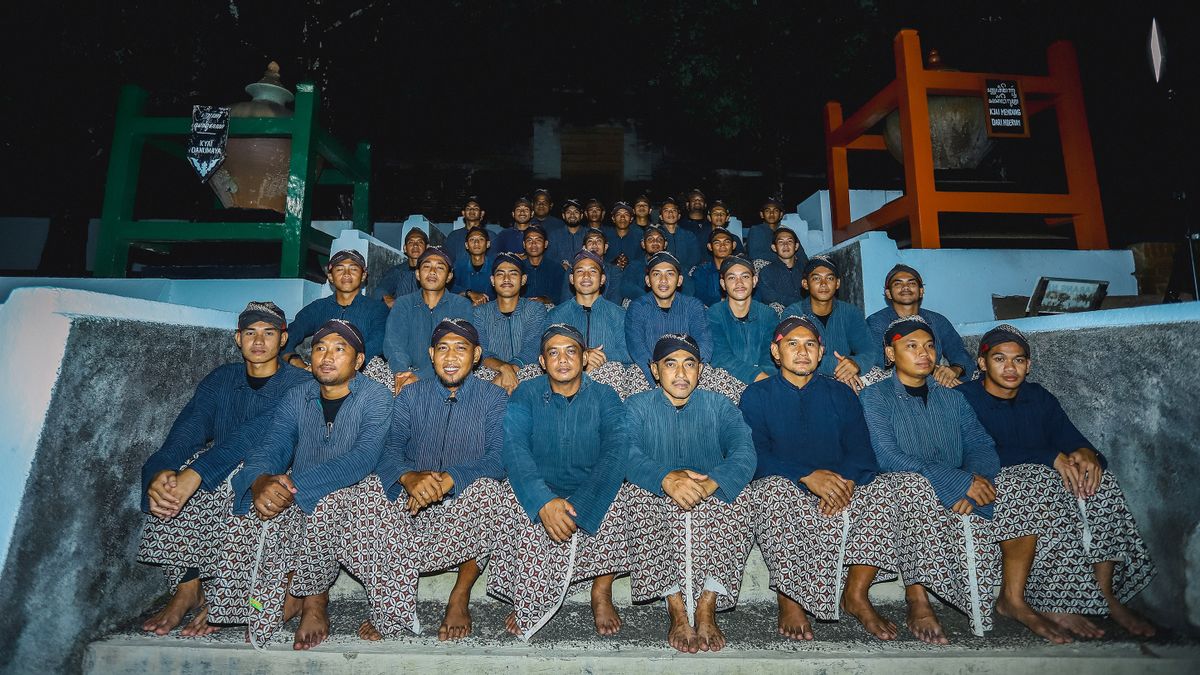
[707,300,779,384]
[624,292,713,382]
[473,298,548,367]
[958,378,1105,470]
[861,373,1000,518]
[232,375,393,514]
[740,374,879,489]
[548,296,632,364]
[502,375,628,534]
[374,375,508,502]
[866,306,977,378]
[625,388,757,503]
[141,362,312,513]
[285,292,390,362]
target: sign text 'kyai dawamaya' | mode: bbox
[186,105,231,181]
[984,79,1029,138]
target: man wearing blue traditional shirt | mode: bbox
[443,196,488,265]
[624,333,757,654]
[546,198,588,270]
[707,256,777,385]
[657,197,703,272]
[373,227,428,308]
[740,316,899,642]
[208,319,392,651]
[960,325,1156,643]
[383,246,474,393]
[494,197,537,256]
[138,301,310,638]
[625,251,713,383]
[351,319,508,642]
[284,249,390,367]
[866,264,976,386]
[756,226,809,307]
[745,196,788,262]
[531,188,567,232]
[521,225,565,305]
[490,324,630,639]
[783,255,877,392]
[685,227,740,307]
[450,226,495,306]
[474,253,548,394]
[860,315,1001,645]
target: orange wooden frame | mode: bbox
[825,29,1108,249]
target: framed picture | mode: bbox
[1026,277,1108,315]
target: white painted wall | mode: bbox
[532,116,562,180]
[842,232,1138,325]
[0,288,236,573]
[796,189,904,255]
[0,278,323,322]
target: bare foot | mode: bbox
[842,594,899,641]
[667,612,699,653]
[282,592,304,624]
[179,604,220,637]
[996,595,1072,644]
[505,611,520,637]
[358,620,382,641]
[1044,612,1105,639]
[907,604,948,645]
[695,614,726,652]
[142,578,200,635]
[591,584,622,636]
[777,593,814,641]
[293,594,330,650]
[1109,603,1157,638]
[439,591,473,641]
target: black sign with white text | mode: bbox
[186,105,231,181]
[984,79,1028,138]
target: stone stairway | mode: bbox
[85,548,1198,674]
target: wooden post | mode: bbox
[353,141,371,233]
[894,30,941,248]
[281,82,320,278]
[824,102,852,237]
[95,86,149,277]
[1048,41,1110,249]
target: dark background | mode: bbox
[3,0,1197,269]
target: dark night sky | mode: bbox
[2,0,1197,252]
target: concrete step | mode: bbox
[86,599,1198,674]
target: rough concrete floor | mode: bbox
[118,598,1191,655]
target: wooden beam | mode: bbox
[826,81,898,148]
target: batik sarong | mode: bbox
[137,481,234,590]
[625,484,754,620]
[206,504,306,646]
[886,471,1000,636]
[750,475,898,620]
[993,463,1156,614]
[486,482,629,640]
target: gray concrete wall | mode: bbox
[960,319,1200,635]
[0,317,238,675]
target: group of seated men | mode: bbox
[136,190,1157,653]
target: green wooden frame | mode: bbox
[94,82,371,277]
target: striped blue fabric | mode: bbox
[502,375,628,534]
[707,300,780,384]
[382,290,475,379]
[783,298,879,376]
[473,298,548,367]
[547,224,589,268]
[375,375,508,502]
[450,254,497,300]
[231,374,392,514]
[624,292,713,382]
[140,363,311,512]
[624,388,757,504]
[521,258,567,302]
[548,297,631,364]
[284,293,391,361]
[860,373,1001,518]
[661,226,703,271]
